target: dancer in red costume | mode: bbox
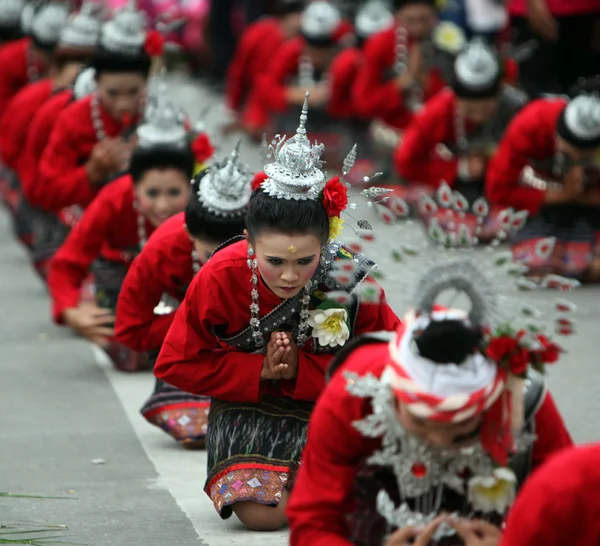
[394,40,525,239]
[486,87,600,280]
[36,1,161,216]
[155,96,399,531]
[48,89,203,372]
[287,187,576,546]
[116,143,253,448]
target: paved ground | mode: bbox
[1,74,600,546]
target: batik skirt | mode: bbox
[511,204,600,279]
[92,258,150,372]
[140,350,211,447]
[205,395,314,519]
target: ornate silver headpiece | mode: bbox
[197,140,252,218]
[100,0,147,55]
[73,66,97,99]
[20,1,35,33]
[301,1,341,41]
[563,94,600,141]
[30,1,69,46]
[137,82,187,148]
[58,0,104,48]
[262,93,326,201]
[355,1,393,38]
[454,39,499,89]
[0,0,24,26]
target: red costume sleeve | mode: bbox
[36,104,96,213]
[485,100,565,215]
[327,48,360,119]
[288,345,386,546]
[19,91,72,204]
[0,39,29,117]
[394,89,459,188]
[0,79,52,171]
[531,390,573,469]
[155,270,266,403]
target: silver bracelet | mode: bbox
[520,166,562,191]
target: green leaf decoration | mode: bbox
[391,250,402,262]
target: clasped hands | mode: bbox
[260,331,298,381]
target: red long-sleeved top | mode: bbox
[226,17,286,112]
[48,175,157,324]
[352,26,446,130]
[286,343,574,546]
[0,78,53,170]
[509,0,600,16]
[244,37,357,128]
[0,38,44,118]
[155,239,399,404]
[37,94,137,213]
[500,443,600,546]
[115,212,194,353]
[19,89,73,205]
[485,98,566,215]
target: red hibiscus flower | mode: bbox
[485,336,519,362]
[508,349,530,376]
[251,172,268,191]
[322,176,348,217]
[144,30,164,58]
[536,334,561,363]
[191,133,215,164]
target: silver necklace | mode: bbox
[90,92,106,142]
[26,45,40,83]
[395,25,425,112]
[247,245,312,350]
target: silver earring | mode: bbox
[248,247,254,257]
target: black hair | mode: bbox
[275,0,305,16]
[245,188,330,244]
[0,25,23,43]
[129,145,195,185]
[31,33,59,52]
[415,319,483,365]
[185,175,247,244]
[89,46,151,77]
[394,0,436,9]
[53,47,94,70]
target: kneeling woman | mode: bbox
[155,98,400,530]
[115,143,253,447]
[48,96,201,371]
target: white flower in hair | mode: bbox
[0,0,24,27]
[468,467,517,515]
[307,306,350,347]
[101,0,147,55]
[433,21,466,54]
[73,67,97,100]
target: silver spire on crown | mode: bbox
[137,82,187,148]
[0,0,24,27]
[454,39,499,89]
[100,0,147,55]
[197,140,253,218]
[30,1,70,46]
[262,92,326,201]
[58,0,104,49]
[564,94,600,141]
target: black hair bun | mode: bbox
[414,319,482,365]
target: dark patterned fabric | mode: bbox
[31,210,71,280]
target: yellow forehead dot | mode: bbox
[288,245,298,254]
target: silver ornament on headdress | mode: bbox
[58,0,105,49]
[20,1,35,33]
[262,92,326,201]
[197,140,253,218]
[30,1,69,45]
[73,66,98,100]
[301,1,341,41]
[564,94,600,141]
[454,39,500,90]
[137,82,187,148]
[101,0,147,55]
[0,0,24,27]
[355,1,394,39]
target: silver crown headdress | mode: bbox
[30,1,70,46]
[0,0,24,27]
[73,66,97,99]
[355,1,394,38]
[137,82,187,148]
[563,94,600,142]
[58,0,104,48]
[454,39,500,90]
[101,0,147,55]
[20,0,35,33]
[197,140,252,218]
[262,93,326,201]
[301,1,341,41]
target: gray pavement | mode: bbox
[1,75,600,546]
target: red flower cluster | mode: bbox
[251,172,268,191]
[145,30,164,58]
[191,133,215,164]
[485,331,562,376]
[322,176,348,217]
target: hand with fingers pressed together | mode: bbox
[384,515,451,546]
